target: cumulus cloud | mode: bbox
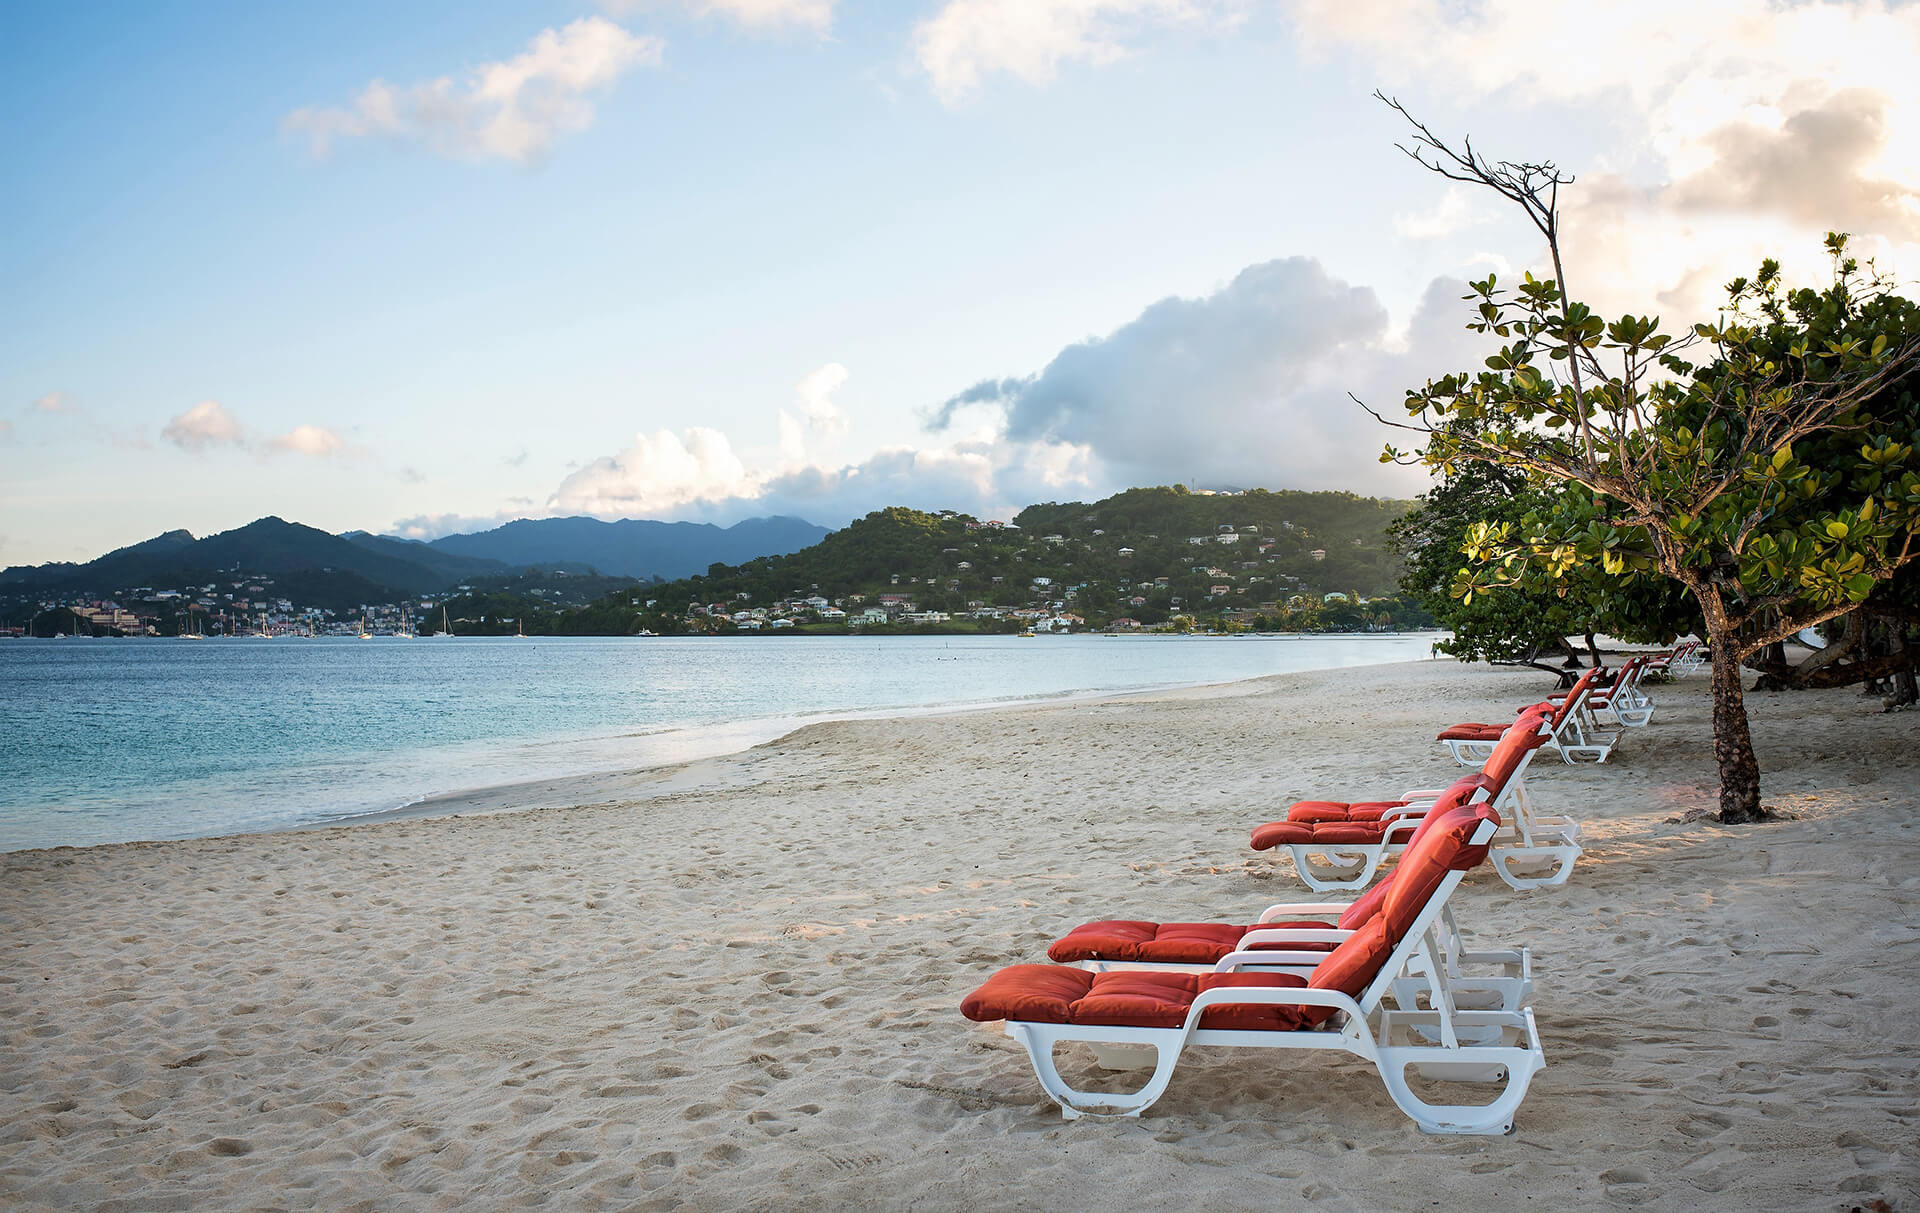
[1670,89,1920,241]
[417,258,1473,540]
[778,361,852,466]
[602,0,835,34]
[740,434,1098,525]
[1297,0,1920,319]
[284,18,663,163]
[913,0,1229,104]
[161,401,246,452]
[160,402,349,459]
[929,256,1449,495]
[32,391,76,414]
[269,425,347,458]
[547,426,759,517]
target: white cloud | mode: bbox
[1393,184,1482,240]
[1297,0,1920,319]
[159,402,350,459]
[929,256,1450,496]
[791,362,849,433]
[284,18,663,163]
[161,401,246,452]
[778,361,851,465]
[269,425,347,458]
[32,391,76,414]
[602,0,835,34]
[547,425,760,516]
[912,0,1230,104]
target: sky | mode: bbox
[4,0,1918,566]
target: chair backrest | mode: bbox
[1333,777,1481,929]
[1550,666,1604,728]
[1299,798,1498,1022]
[1477,705,1552,794]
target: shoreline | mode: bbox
[4,634,1445,856]
[5,658,1914,1209]
[314,661,1373,838]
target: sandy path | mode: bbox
[3,659,1916,1211]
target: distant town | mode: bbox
[2,487,1437,638]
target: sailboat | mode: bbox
[435,605,455,638]
[395,608,415,639]
[516,617,526,639]
[358,614,373,640]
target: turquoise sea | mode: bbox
[0,633,1437,852]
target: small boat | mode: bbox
[1017,629,1037,638]
[435,606,455,638]
[358,615,373,640]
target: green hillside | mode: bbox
[560,485,1426,634]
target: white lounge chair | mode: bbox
[1438,666,1608,765]
[1046,790,1533,1011]
[961,802,1546,1134]
[1252,708,1578,891]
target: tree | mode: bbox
[1367,96,1920,822]
[1391,450,1593,677]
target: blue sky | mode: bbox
[5,1,1917,564]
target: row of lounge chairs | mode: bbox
[960,644,1702,1134]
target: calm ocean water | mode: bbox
[0,633,1437,851]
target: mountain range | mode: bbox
[1,514,833,607]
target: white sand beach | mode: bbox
[3,659,1917,1211]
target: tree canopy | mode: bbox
[1369,96,1920,821]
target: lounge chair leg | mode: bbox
[1287,847,1379,892]
[1374,1046,1542,1135]
[1010,1025,1183,1119]
[1490,845,1580,891]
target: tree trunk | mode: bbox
[1695,585,1766,823]
[1888,632,1918,709]
[1584,631,1602,666]
[1708,644,1764,820]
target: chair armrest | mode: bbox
[1255,901,1355,921]
[1239,927,1351,948]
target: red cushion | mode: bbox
[1251,817,1395,851]
[1437,723,1503,742]
[1379,802,1499,936]
[1307,821,1390,844]
[1299,917,1393,1025]
[1048,919,1336,964]
[1069,971,1314,1031]
[1045,921,1234,965]
[1286,800,1357,824]
[961,966,1315,1031]
[1286,799,1405,824]
[1071,970,1201,1028]
[1336,873,1395,929]
[960,964,1090,1023]
[1250,820,1313,849]
[1193,973,1315,1031]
